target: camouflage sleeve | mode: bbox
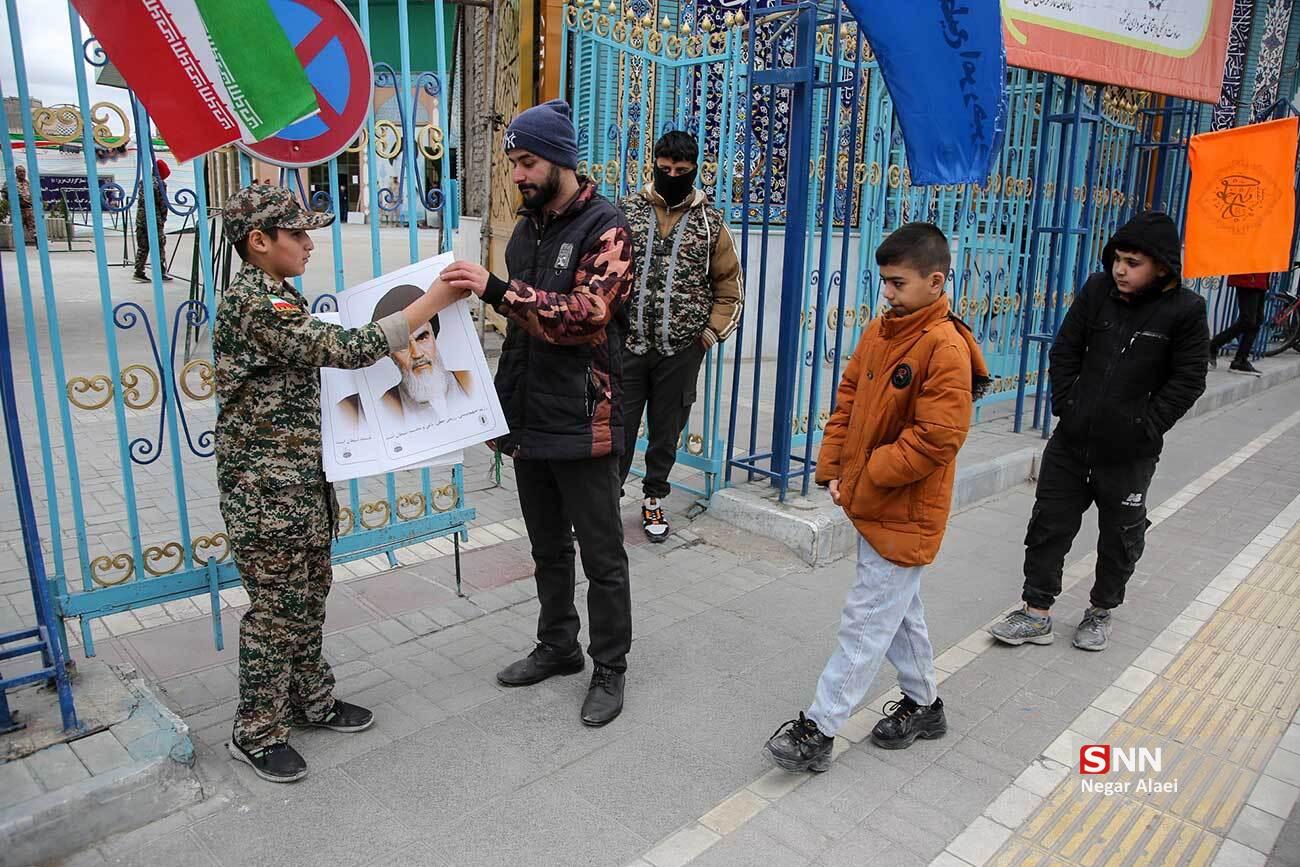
[483,225,633,345]
[240,292,410,370]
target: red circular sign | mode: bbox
[237,0,373,168]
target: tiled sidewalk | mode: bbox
[38,377,1300,867]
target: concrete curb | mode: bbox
[709,354,1300,565]
[0,667,201,866]
[0,756,202,867]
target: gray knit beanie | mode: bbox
[503,99,579,170]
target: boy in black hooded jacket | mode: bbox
[991,212,1210,651]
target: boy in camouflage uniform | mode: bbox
[619,131,742,541]
[216,184,465,782]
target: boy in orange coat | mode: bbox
[765,223,989,772]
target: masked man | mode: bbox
[618,131,742,541]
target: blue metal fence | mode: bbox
[563,0,744,499]
[0,0,472,660]
[719,0,1150,497]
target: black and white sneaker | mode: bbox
[642,498,669,543]
[764,712,833,773]
[1228,360,1262,377]
[292,699,374,732]
[870,695,947,750]
[227,740,308,783]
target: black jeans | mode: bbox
[1022,436,1157,611]
[619,344,706,500]
[514,454,631,671]
[1210,287,1266,365]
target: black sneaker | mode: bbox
[496,643,585,687]
[870,695,947,750]
[132,273,149,283]
[580,664,625,727]
[764,712,833,773]
[293,699,374,732]
[227,740,308,783]
[1229,359,1262,377]
[642,498,669,543]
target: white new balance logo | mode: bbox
[1122,493,1143,507]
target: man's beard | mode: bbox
[519,165,562,210]
[398,357,452,416]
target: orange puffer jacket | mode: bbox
[815,295,989,567]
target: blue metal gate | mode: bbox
[0,0,473,660]
[561,0,744,500]
[718,0,1156,497]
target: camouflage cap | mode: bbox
[222,184,334,244]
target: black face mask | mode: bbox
[653,167,697,207]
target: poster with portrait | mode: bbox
[318,313,463,481]
[318,253,509,481]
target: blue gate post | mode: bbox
[756,0,817,498]
[1013,77,1104,437]
[0,261,79,734]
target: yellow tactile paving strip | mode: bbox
[992,523,1300,866]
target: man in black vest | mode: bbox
[442,100,635,726]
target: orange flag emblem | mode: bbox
[1185,116,1298,279]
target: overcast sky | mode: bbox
[1,1,136,133]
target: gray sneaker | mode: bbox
[989,607,1054,646]
[1073,607,1111,651]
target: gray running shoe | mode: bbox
[1073,607,1112,651]
[989,607,1054,646]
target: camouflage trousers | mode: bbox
[232,543,337,750]
[133,216,166,276]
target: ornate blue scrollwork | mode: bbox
[310,189,334,212]
[83,38,108,67]
[169,301,214,458]
[113,302,166,465]
[167,186,198,218]
[312,294,339,314]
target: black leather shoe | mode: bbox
[293,699,374,732]
[870,695,947,750]
[227,740,308,783]
[580,665,625,727]
[764,712,833,773]
[496,643,585,687]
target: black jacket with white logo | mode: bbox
[1049,212,1210,462]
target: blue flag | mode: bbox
[843,0,1007,186]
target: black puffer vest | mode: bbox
[496,182,630,460]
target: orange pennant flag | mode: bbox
[1185,116,1298,279]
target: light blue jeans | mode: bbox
[807,535,938,737]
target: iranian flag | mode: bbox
[72,0,318,162]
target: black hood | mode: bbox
[1102,211,1182,285]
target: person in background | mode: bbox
[133,159,171,283]
[1209,272,1270,376]
[618,131,743,542]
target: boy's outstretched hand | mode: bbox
[828,479,841,505]
[401,278,470,332]
[441,261,492,298]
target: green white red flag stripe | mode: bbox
[71,0,318,162]
[193,0,319,144]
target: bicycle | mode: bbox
[1261,288,1300,356]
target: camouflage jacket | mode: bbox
[214,262,409,547]
[487,179,634,460]
[621,185,743,356]
[135,176,167,225]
